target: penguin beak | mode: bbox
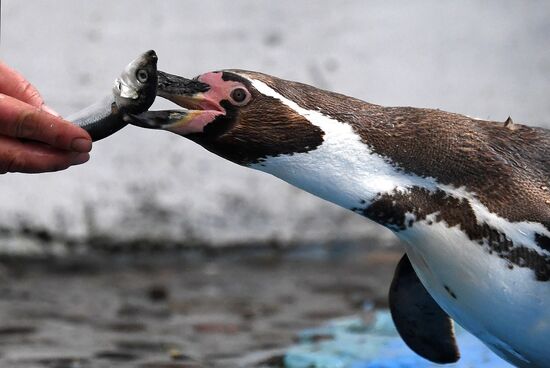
[127,70,224,134]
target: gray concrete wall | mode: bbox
[0,1,549,253]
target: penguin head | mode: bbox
[130,70,324,165]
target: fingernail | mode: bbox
[41,104,61,117]
[71,153,90,165]
[71,138,92,153]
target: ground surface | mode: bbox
[0,245,400,368]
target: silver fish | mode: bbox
[67,50,158,141]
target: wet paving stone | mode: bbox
[114,339,179,353]
[94,350,139,362]
[21,357,91,368]
[0,245,398,368]
[192,322,244,335]
[147,285,170,303]
[168,348,197,361]
[137,362,203,368]
[100,321,147,333]
[254,354,285,367]
[0,325,37,336]
[301,309,349,321]
[117,303,172,319]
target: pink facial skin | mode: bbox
[164,72,251,136]
[197,72,251,108]
[167,110,223,135]
[164,72,251,135]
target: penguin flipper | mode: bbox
[389,254,460,364]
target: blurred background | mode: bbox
[1,0,550,252]
[0,1,547,367]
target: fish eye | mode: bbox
[230,87,248,105]
[136,69,148,83]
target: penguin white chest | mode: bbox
[398,218,550,367]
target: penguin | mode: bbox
[129,70,550,367]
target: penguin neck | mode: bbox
[248,116,436,218]
[246,77,437,217]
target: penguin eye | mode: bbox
[230,87,249,105]
[136,69,149,83]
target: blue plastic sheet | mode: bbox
[285,310,512,368]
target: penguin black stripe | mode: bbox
[358,186,549,281]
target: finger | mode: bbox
[0,93,92,152]
[0,60,45,109]
[41,104,61,117]
[0,135,89,174]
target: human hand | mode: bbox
[0,61,92,174]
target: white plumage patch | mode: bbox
[249,78,437,207]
